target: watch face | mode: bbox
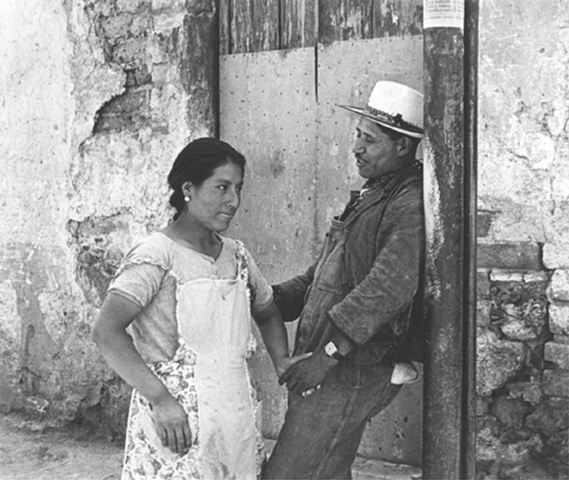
[325,341,337,356]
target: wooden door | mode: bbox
[220,0,424,466]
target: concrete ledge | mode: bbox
[353,456,422,480]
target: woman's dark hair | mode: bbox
[168,137,246,220]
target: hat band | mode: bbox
[366,106,423,134]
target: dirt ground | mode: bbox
[0,413,123,480]
[0,412,422,480]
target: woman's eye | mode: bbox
[218,185,227,191]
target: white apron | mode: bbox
[121,247,261,480]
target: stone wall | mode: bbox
[476,1,569,478]
[0,0,216,438]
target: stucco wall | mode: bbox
[476,1,569,478]
[0,0,216,435]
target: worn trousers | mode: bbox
[263,360,401,480]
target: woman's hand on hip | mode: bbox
[151,394,192,455]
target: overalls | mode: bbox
[265,210,401,479]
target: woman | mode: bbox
[91,138,307,479]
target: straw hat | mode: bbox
[339,81,424,139]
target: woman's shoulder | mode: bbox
[220,236,250,259]
[121,232,173,271]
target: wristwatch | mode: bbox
[324,341,345,361]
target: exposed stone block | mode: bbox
[477,269,491,298]
[490,271,524,283]
[548,269,569,302]
[491,396,532,430]
[488,279,549,342]
[478,243,543,270]
[477,396,492,416]
[477,301,492,327]
[543,241,569,269]
[94,89,152,134]
[477,210,497,238]
[523,271,550,283]
[506,378,543,406]
[477,330,525,396]
[500,302,547,342]
[526,399,569,437]
[549,302,569,335]
[544,342,569,370]
[116,0,147,14]
[67,215,132,308]
[543,370,569,397]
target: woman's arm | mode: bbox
[252,301,311,378]
[91,292,192,454]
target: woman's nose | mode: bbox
[227,189,240,208]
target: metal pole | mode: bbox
[463,1,478,478]
[422,0,476,478]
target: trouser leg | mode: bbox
[263,361,401,480]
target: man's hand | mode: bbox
[278,349,338,397]
[151,394,192,455]
[274,352,313,378]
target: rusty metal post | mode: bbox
[422,1,477,478]
[463,1,478,478]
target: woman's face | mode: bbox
[185,162,244,234]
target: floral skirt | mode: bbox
[121,343,265,480]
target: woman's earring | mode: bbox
[184,196,190,202]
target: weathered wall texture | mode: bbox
[0,0,216,436]
[476,1,569,478]
[2,0,568,477]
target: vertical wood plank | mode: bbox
[229,0,280,53]
[372,0,423,38]
[280,0,318,49]
[319,0,374,44]
[181,1,219,135]
[219,0,230,54]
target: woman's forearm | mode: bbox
[92,326,171,404]
[253,302,290,373]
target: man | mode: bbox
[263,80,426,479]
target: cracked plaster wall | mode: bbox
[478,0,569,258]
[1,0,216,432]
[477,1,569,477]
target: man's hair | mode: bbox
[379,125,421,158]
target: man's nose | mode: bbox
[353,137,365,154]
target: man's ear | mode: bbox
[397,136,413,157]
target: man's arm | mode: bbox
[272,262,317,321]
[280,184,424,396]
[329,185,425,346]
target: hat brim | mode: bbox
[338,104,424,139]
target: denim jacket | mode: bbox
[275,164,425,365]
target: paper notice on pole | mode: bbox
[423,0,464,30]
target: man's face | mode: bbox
[352,117,402,180]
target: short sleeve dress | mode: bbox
[108,232,273,480]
